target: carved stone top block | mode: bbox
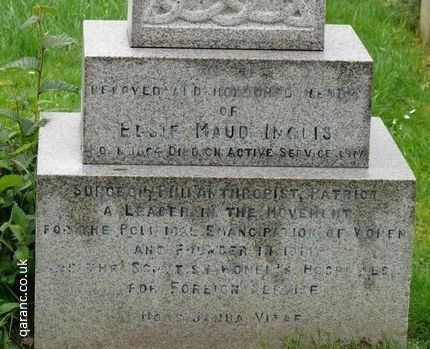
[143,0,316,27]
[128,0,326,49]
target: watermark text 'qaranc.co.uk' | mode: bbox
[17,259,30,338]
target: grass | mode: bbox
[278,338,424,349]
[0,0,128,111]
[327,1,430,346]
[0,0,429,347]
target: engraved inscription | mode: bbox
[143,0,315,27]
[84,54,372,166]
[84,68,369,166]
[37,176,414,347]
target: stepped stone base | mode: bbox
[35,113,415,349]
[83,21,373,167]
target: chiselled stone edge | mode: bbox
[85,21,371,63]
[37,113,415,182]
[127,24,325,51]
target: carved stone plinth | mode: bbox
[128,0,326,49]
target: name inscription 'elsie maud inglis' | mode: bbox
[84,22,372,167]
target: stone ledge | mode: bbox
[38,113,414,181]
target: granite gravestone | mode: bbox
[128,0,326,49]
[35,0,416,348]
[36,114,415,348]
[83,22,372,167]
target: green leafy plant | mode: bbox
[0,4,78,348]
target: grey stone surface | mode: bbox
[421,0,430,46]
[36,113,415,348]
[83,21,373,168]
[127,0,326,50]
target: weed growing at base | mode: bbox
[0,4,78,348]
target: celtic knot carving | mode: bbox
[143,0,314,27]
